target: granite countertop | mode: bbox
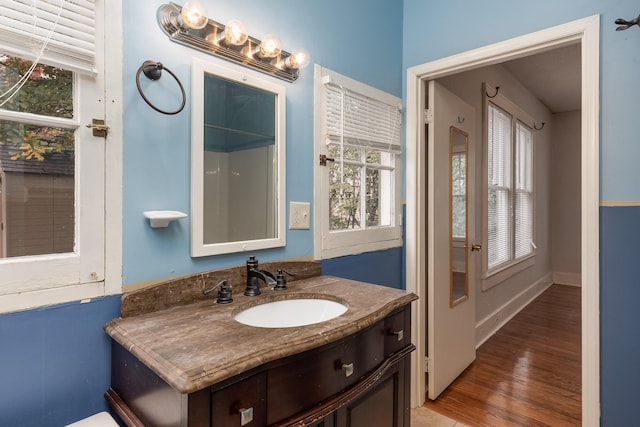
[105,275,418,394]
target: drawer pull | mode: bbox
[239,407,253,426]
[342,363,354,377]
[392,330,404,341]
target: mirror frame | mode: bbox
[450,126,469,307]
[191,58,286,257]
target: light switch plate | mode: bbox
[289,201,311,229]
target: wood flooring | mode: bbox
[424,284,581,427]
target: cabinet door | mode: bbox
[336,364,403,427]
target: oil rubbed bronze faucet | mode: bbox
[244,256,277,296]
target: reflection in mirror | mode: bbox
[203,75,276,244]
[450,127,469,306]
[191,58,286,257]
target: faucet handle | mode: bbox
[216,281,233,304]
[202,279,233,304]
[274,269,296,290]
[203,279,226,295]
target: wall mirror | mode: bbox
[191,58,286,257]
[450,126,469,306]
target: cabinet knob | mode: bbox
[342,362,354,377]
[391,330,404,341]
[239,407,253,426]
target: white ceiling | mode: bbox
[502,43,581,113]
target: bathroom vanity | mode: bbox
[105,264,417,427]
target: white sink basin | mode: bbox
[234,298,348,328]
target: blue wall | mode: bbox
[600,206,640,426]
[322,247,404,290]
[402,0,640,424]
[121,0,404,285]
[0,296,121,426]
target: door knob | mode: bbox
[471,244,482,252]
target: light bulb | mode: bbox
[259,34,282,58]
[180,0,208,30]
[224,19,248,46]
[285,48,310,70]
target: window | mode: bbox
[314,65,402,259]
[484,84,534,279]
[0,57,76,258]
[0,0,115,312]
[514,122,533,259]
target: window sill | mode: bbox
[482,254,535,291]
[317,237,402,260]
[0,281,110,314]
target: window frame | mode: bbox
[313,64,403,260]
[482,84,536,289]
[0,0,122,313]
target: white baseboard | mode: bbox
[553,272,582,287]
[475,273,553,348]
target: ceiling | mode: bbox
[502,43,581,113]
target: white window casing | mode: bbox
[0,0,118,313]
[314,65,403,259]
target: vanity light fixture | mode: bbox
[157,2,310,82]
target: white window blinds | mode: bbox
[323,81,402,154]
[486,94,535,273]
[0,0,96,75]
[515,122,533,259]
[487,103,512,269]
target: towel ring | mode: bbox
[135,60,186,115]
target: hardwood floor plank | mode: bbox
[424,284,581,427]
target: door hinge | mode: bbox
[86,119,110,138]
[425,356,430,373]
[424,108,434,125]
[319,154,335,166]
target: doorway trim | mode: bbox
[405,15,600,425]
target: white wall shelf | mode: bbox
[144,210,187,228]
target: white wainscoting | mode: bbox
[475,273,553,348]
[553,272,582,287]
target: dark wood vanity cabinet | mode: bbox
[110,305,413,427]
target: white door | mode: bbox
[427,80,477,399]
